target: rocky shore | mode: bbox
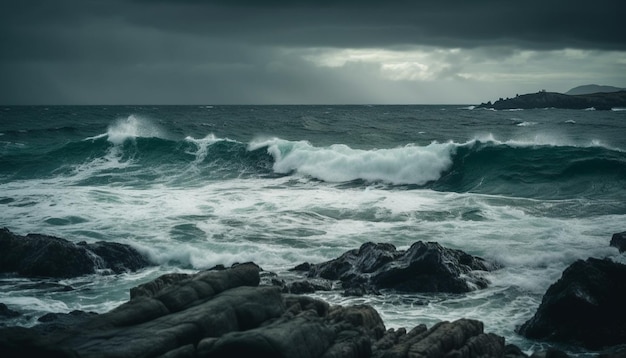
[476,90,626,110]
[1,227,625,357]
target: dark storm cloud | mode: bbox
[2,0,625,55]
[120,0,626,50]
[0,0,624,104]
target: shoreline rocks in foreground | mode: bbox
[0,227,152,278]
[518,257,626,350]
[0,262,530,358]
[2,227,626,356]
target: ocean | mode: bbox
[1,105,625,354]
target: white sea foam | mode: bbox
[2,167,624,351]
[0,296,70,313]
[184,133,237,165]
[249,138,455,185]
[85,115,167,145]
[470,132,619,150]
[2,107,626,355]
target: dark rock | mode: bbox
[0,326,77,358]
[77,241,150,274]
[529,348,571,358]
[291,262,312,271]
[610,231,626,253]
[518,257,626,350]
[130,272,191,299]
[286,279,333,294]
[34,310,98,335]
[405,319,503,357]
[0,262,524,358]
[0,303,20,318]
[197,310,336,358]
[0,227,152,278]
[477,90,626,110]
[303,241,496,294]
[505,344,531,358]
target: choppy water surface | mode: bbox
[1,105,625,354]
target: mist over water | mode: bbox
[1,105,625,354]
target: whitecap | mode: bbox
[249,138,455,185]
[106,115,168,145]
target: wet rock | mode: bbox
[518,257,626,350]
[303,241,496,295]
[0,262,525,358]
[77,240,150,274]
[285,280,333,294]
[610,231,626,253]
[0,227,152,278]
[34,310,98,335]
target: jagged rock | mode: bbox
[302,241,496,295]
[268,277,334,294]
[518,258,626,350]
[0,262,527,358]
[0,227,152,278]
[610,231,626,253]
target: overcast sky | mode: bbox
[1,0,625,104]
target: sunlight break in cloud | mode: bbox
[298,46,626,91]
[300,47,460,81]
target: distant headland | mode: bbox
[477,84,626,110]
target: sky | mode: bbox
[1,0,625,105]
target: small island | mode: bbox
[477,86,626,110]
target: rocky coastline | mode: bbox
[1,227,625,357]
[476,90,626,110]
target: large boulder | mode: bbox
[299,241,496,295]
[610,231,626,253]
[0,227,151,278]
[518,258,626,350]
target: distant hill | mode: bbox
[566,84,626,95]
[477,90,626,110]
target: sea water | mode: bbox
[1,105,625,354]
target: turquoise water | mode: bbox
[1,105,625,354]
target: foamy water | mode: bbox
[1,105,625,355]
